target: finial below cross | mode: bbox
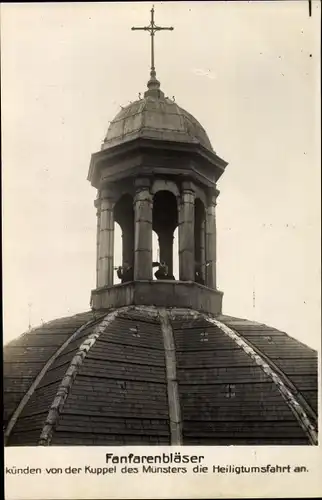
[131,5,174,79]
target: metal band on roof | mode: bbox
[38,309,124,445]
[208,317,318,445]
[159,308,182,445]
[4,312,100,445]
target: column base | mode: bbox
[91,281,223,315]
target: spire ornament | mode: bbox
[131,5,174,97]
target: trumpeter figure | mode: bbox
[195,262,204,285]
[115,261,133,283]
[195,261,211,285]
[152,261,174,280]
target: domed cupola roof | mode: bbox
[102,76,213,153]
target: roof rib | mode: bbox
[209,317,318,445]
[38,309,124,445]
[158,308,182,445]
[4,313,100,444]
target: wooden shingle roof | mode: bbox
[3,307,318,446]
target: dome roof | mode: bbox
[4,306,318,446]
[102,92,213,152]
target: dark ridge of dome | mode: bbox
[102,95,214,153]
[3,307,318,446]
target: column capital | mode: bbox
[100,187,116,202]
[181,180,196,193]
[134,177,151,191]
[157,228,175,242]
[206,188,220,207]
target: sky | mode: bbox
[1,1,320,348]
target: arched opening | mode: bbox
[173,227,179,279]
[113,222,122,283]
[152,230,159,281]
[152,190,178,280]
[114,194,134,284]
[195,198,206,285]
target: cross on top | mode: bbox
[131,5,174,80]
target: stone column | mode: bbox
[205,192,218,289]
[134,178,153,280]
[200,219,206,282]
[94,195,101,288]
[97,188,115,288]
[178,181,195,281]
[158,229,174,277]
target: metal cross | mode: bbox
[131,5,174,76]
